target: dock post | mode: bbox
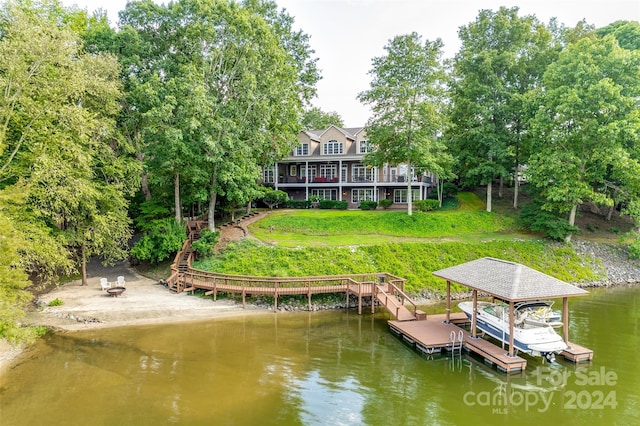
[471,290,478,338]
[274,282,278,312]
[562,297,569,344]
[445,281,451,323]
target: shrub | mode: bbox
[48,298,63,307]
[319,200,348,209]
[318,200,338,209]
[130,219,187,263]
[359,201,378,210]
[627,231,640,260]
[308,195,321,202]
[192,228,220,258]
[260,187,289,209]
[414,199,440,212]
[285,200,311,209]
[443,182,458,198]
[520,201,578,241]
[379,199,393,209]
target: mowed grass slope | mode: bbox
[193,192,603,294]
[249,193,522,247]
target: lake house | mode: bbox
[263,125,435,209]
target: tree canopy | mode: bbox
[358,32,451,214]
[526,34,640,240]
[448,6,558,211]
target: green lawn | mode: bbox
[191,192,604,294]
[249,192,526,247]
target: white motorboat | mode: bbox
[514,300,563,328]
[459,301,568,361]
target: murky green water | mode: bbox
[1,286,638,425]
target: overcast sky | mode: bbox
[64,0,639,126]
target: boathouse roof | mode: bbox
[432,257,589,301]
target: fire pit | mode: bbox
[106,287,126,297]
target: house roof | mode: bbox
[304,125,366,142]
[432,257,589,302]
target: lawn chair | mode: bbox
[116,276,126,288]
[100,278,111,291]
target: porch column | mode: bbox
[339,160,343,201]
[374,167,378,201]
[274,162,279,190]
[305,160,309,199]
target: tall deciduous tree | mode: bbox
[117,0,316,230]
[301,107,344,129]
[527,34,640,241]
[449,7,556,211]
[0,1,138,287]
[358,32,450,215]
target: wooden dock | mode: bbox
[389,313,528,373]
[561,342,594,363]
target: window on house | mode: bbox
[311,189,337,200]
[393,189,420,203]
[289,165,297,176]
[263,169,274,183]
[319,164,337,179]
[352,164,374,182]
[352,189,375,203]
[323,140,343,155]
[359,140,373,154]
[295,143,309,156]
[307,165,317,181]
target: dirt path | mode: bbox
[214,211,269,252]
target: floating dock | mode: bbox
[388,312,594,373]
[389,313,528,373]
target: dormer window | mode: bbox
[359,140,373,154]
[295,143,309,156]
[323,140,343,155]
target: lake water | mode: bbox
[1,286,638,425]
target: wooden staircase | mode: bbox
[375,286,417,322]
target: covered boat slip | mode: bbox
[432,257,593,363]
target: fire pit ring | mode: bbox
[106,287,126,297]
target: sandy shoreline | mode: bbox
[0,261,268,372]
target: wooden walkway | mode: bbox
[389,313,528,373]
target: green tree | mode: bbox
[596,20,640,50]
[358,32,451,215]
[448,7,556,211]
[260,187,289,209]
[117,0,316,230]
[527,34,640,241]
[0,1,138,286]
[301,107,344,129]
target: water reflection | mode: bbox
[1,287,639,425]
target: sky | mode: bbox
[64,0,640,127]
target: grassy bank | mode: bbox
[249,193,523,247]
[192,192,606,295]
